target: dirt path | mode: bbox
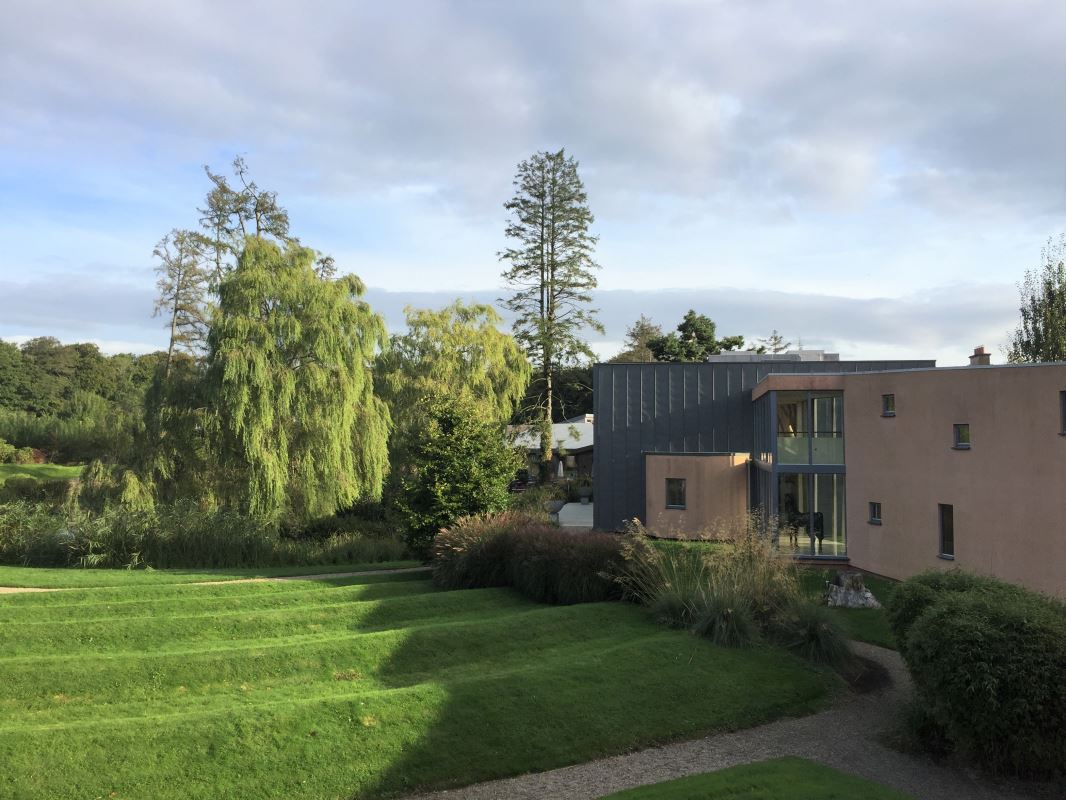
[0,566,431,594]
[407,641,1053,800]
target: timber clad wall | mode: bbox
[592,360,934,532]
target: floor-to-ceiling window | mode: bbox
[758,388,847,557]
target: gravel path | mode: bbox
[408,641,1052,800]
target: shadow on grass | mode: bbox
[354,590,837,799]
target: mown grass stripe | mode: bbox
[0,578,439,625]
[0,587,530,656]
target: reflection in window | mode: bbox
[665,478,686,509]
[776,392,809,464]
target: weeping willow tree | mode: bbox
[375,300,531,436]
[208,237,390,520]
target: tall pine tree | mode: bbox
[500,149,602,461]
[152,229,210,378]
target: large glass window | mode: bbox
[776,392,809,464]
[776,472,846,556]
[812,393,844,464]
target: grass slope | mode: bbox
[0,572,835,799]
[601,757,915,799]
[0,463,83,484]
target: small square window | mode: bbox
[939,503,954,558]
[881,394,896,417]
[953,423,971,449]
[868,502,882,525]
[665,478,686,509]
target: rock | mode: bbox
[825,570,881,609]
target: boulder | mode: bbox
[825,570,881,609]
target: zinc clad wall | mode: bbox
[592,360,934,531]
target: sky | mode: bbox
[2,0,1064,365]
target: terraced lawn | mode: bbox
[0,569,836,799]
[601,757,915,799]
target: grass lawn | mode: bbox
[0,463,83,484]
[0,570,836,799]
[600,757,915,799]
[0,561,422,589]
[798,569,897,650]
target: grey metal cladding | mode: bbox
[591,360,935,531]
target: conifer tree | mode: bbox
[152,229,210,378]
[500,149,602,460]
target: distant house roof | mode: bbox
[510,415,594,453]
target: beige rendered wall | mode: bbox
[645,454,749,538]
[843,365,1066,597]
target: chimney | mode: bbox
[969,345,991,366]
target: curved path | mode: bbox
[408,641,1052,800]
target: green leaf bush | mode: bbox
[889,570,1066,777]
[431,512,624,604]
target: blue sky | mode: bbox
[2,0,1064,364]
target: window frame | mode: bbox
[868,501,882,525]
[1060,391,1066,435]
[952,423,971,450]
[665,477,687,510]
[938,503,955,559]
[881,394,896,417]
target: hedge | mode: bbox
[431,512,625,604]
[889,570,1066,777]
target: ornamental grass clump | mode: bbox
[616,514,841,659]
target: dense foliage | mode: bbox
[0,339,162,461]
[206,238,390,521]
[888,570,1066,777]
[376,301,530,433]
[647,310,747,362]
[389,395,519,554]
[431,512,625,604]
[0,500,404,569]
[1008,233,1066,363]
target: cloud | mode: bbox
[0,270,1018,366]
[3,0,1063,217]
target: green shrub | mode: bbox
[0,477,73,505]
[887,570,1027,655]
[0,438,15,463]
[12,447,37,465]
[389,394,520,556]
[904,591,1066,777]
[0,501,407,569]
[768,601,855,672]
[431,512,624,604]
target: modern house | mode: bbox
[593,348,1066,597]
